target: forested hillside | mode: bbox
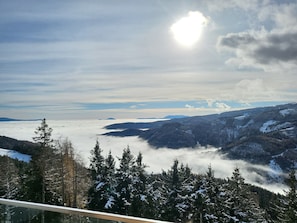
[1,119,297,222]
[105,103,297,183]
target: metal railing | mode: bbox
[0,198,171,223]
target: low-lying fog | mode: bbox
[0,119,287,194]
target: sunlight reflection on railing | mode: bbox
[0,198,171,223]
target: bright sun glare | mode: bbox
[170,11,208,47]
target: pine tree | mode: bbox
[161,159,181,221]
[276,170,297,223]
[31,118,55,223]
[176,164,196,222]
[159,160,196,222]
[101,151,117,211]
[89,140,105,181]
[33,118,53,148]
[145,173,168,220]
[191,175,205,223]
[88,140,106,211]
[32,118,54,203]
[130,152,148,217]
[115,146,135,215]
[223,167,268,223]
[199,165,225,223]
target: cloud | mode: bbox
[1,0,296,119]
[217,2,297,72]
[233,79,272,102]
[1,119,288,194]
[205,0,269,12]
[185,104,195,109]
[204,100,232,112]
[215,102,231,112]
[217,28,297,71]
[258,2,297,28]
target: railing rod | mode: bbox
[0,198,171,223]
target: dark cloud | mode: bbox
[255,32,297,63]
[217,29,297,69]
[218,33,257,48]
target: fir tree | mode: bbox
[145,173,168,220]
[115,146,135,215]
[177,164,196,222]
[89,140,105,181]
[199,165,225,223]
[276,170,297,223]
[87,140,106,211]
[161,159,181,221]
[101,151,117,211]
[223,167,268,223]
[130,152,148,217]
[32,118,55,204]
[31,118,56,223]
[161,160,195,222]
[33,118,53,149]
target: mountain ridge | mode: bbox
[104,103,297,180]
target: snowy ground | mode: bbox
[0,119,287,193]
[0,148,31,162]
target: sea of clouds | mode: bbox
[0,119,287,194]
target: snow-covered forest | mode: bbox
[1,119,297,223]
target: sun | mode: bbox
[170,11,208,47]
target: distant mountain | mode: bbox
[0,117,41,122]
[104,103,297,181]
[0,117,22,121]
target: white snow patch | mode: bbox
[260,120,277,133]
[95,182,105,191]
[241,119,254,129]
[104,196,115,209]
[0,148,31,162]
[279,108,296,116]
[140,194,146,201]
[234,113,249,120]
[260,121,292,134]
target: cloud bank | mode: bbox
[0,119,288,194]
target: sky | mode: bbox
[0,0,297,119]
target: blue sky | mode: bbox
[0,0,296,119]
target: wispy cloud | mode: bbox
[0,0,296,119]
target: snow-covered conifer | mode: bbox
[276,170,297,223]
[88,140,107,211]
[223,167,268,222]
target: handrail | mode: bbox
[0,198,171,223]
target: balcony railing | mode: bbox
[0,198,171,223]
